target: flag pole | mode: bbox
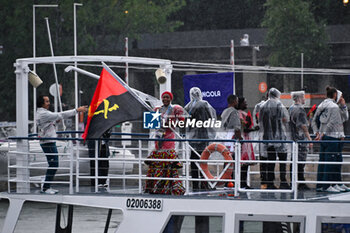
[45,17,66,130]
[125,37,129,85]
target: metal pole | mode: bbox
[301,53,304,89]
[185,141,190,194]
[95,140,98,193]
[138,140,142,194]
[159,64,172,98]
[32,4,58,133]
[234,141,239,197]
[122,144,126,190]
[230,40,236,95]
[74,3,83,138]
[76,140,80,193]
[69,140,73,194]
[125,37,129,85]
[15,62,30,193]
[33,6,36,133]
[44,18,64,114]
[293,142,298,199]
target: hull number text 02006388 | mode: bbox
[126,198,163,211]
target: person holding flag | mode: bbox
[82,64,150,141]
[37,95,87,194]
[82,63,151,190]
[145,91,186,195]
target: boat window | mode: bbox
[162,214,223,233]
[14,201,56,233]
[235,214,305,233]
[14,201,122,233]
[316,216,350,233]
[0,198,9,230]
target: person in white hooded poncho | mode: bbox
[184,87,216,192]
[312,86,350,193]
[259,88,290,189]
[184,87,216,233]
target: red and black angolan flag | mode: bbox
[82,66,149,140]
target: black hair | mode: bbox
[238,97,246,109]
[326,86,337,99]
[227,94,238,104]
[36,95,47,108]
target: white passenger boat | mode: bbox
[2,55,350,233]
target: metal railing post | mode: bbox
[7,141,10,193]
[69,140,74,194]
[293,142,298,199]
[138,140,142,194]
[185,141,190,194]
[76,140,80,193]
[122,144,126,191]
[95,140,98,193]
[234,141,240,196]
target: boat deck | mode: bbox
[7,183,350,202]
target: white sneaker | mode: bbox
[42,188,59,194]
[339,184,350,191]
[334,185,346,192]
[325,186,340,193]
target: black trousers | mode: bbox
[88,141,109,186]
[241,164,249,187]
[289,146,308,182]
[260,146,287,185]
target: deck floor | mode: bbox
[8,184,348,202]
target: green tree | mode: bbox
[262,0,330,67]
[309,0,350,25]
[0,0,185,121]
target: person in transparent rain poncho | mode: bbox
[184,87,217,192]
[184,87,216,233]
[312,87,350,193]
[259,88,290,189]
[288,91,313,190]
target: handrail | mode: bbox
[18,131,350,141]
[10,136,350,144]
[6,134,350,199]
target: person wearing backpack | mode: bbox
[312,86,349,192]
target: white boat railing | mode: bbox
[6,133,350,200]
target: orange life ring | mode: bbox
[200,143,233,180]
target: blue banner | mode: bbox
[183,72,234,114]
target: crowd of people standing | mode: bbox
[36,85,350,196]
[145,85,350,197]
